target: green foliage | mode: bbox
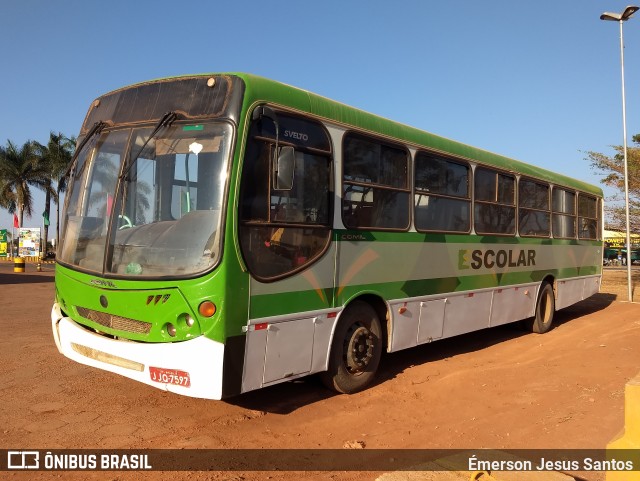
[586,135,640,232]
[33,132,76,243]
[0,139,47,225]
[0,133,75,233]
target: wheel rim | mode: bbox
[344,325,375,374]
[540,288,552,324]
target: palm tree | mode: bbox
[0,140,50,227]
[34,132,75,250]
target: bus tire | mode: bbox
[321,301,383,394]
[523,281,555,334]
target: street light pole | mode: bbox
[601,5,639,303]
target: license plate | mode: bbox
[149,366,191,387]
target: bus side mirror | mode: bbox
[252,105,277,123]
[273,146,295,191]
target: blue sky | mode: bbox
[1,0,639,236]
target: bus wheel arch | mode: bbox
[320,295,387,394]
[523,276,556,334]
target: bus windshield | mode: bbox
[59,121,232,277]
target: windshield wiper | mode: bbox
[59,120,109,188]
[119,111,179,181]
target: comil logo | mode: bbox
[90,279,117,288]
[8,451,39,469]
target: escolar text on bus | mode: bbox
[458,248,536,270]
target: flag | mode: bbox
[42,210,50,227]
[106,194,113,217]
[13,213,19,228]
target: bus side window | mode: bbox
[414,152,470,233]
[474,167,516,236]
[518,178,550,237]
[342,133,410,231]
[551,187,576,239]
[577,194,598,240]
[238,110,332,281]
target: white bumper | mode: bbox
[51,303,224,400]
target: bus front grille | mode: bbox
[76,307,152,335]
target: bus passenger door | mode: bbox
[238,109,335,390]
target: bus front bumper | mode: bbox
[51,302,224,400]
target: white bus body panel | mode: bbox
[263,317,315,383]
[489,284,537,327]
[441,290,493,338]
[418,298,446,343]
[51,303,224,400]
[241,311,337,393]
[388,282,538,352]
[556,275,602,310]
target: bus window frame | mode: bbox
[472,165,517,237]
[341,131,411,232]
[551,186,577,240]
[517,176,551,238]
[413,150,472,234]
[577,192,599,241]
[238,107,335,283]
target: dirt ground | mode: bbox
[1,262,640,481]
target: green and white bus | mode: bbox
[52,73,603,399]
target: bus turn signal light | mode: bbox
[199,301,216,317]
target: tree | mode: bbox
[34,132,75,249]
[585,134,640,232]
[0,140,51,227]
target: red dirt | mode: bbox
[1,262,639,481]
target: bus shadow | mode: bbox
[0,272,54,285]
[229,293,618,414]
[375,324,530,389]
[553,292,617,324]
[229,376,335,414]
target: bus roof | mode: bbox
[125,72,605,197]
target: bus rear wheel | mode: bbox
[523,281,555,334]
[321,301,383,394]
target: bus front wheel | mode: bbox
[321,301,383,394]
[523,281,555,334]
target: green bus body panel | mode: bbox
[57,72,603,347]
[334,230,602,246]
[55,262,238,344]
[231,73,602,196]
[246,231,602,318]
[250,266,601,320]
[231,72,602,320]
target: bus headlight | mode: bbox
[166,323,177,337]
